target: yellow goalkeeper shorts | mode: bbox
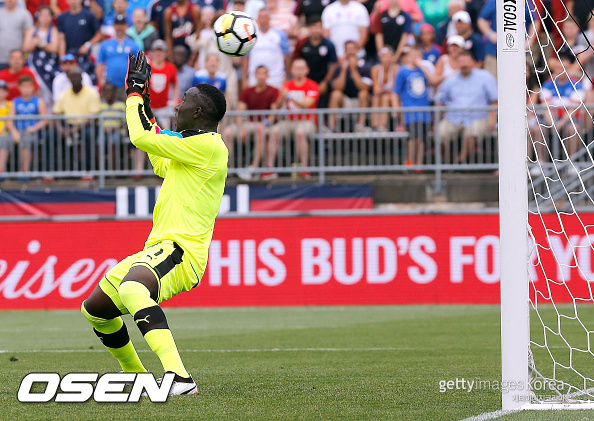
[99,240,200,314]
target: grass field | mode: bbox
[1,305,593,420]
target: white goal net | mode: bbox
[523,0,594,408]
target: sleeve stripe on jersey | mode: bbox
[138,103,152,131]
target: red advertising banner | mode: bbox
[1,214,592,309]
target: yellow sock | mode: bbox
[81,301,146,373]
[119,281,189,378]
[106,341,147,373]
[144,329,189,378]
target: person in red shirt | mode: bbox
[147,40,178,121]
[134,38,178,179]
[26,0,69,23]
[267,58,319,180]
[222,65,279,180]
[0,50,39,101]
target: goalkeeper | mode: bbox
[80,51,228,395]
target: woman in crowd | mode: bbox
[370,46,398,132]
[434,34,463,86]
[22,6,60,106]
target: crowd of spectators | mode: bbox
[0,0,582,180]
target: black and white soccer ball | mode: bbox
[214,12,258,57]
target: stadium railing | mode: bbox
[0,106,504,189]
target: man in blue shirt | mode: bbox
[435,50,497,164]
[392,46,435,167]
[57,0,102,55]
[96,14,140,101]
[57,0,102,84]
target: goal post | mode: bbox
[498,0,594,411]
[497,0,530,411]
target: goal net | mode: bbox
[500,0,594,410]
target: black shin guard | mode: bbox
[133,305,169,336]
[93,324,130,349]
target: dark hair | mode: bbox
[36,6,54,20]
[558,50,575,63]
[458,49,474,59]
[307,14,322,25]
[195,84,226,124]
[102,81,116,91]
[18,75,35,84]
[255,65,268,72]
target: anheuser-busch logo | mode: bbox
[0,240,117,300]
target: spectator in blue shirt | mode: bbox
[418,23,441,65]
[57,0,102,84]
[96,14,140,101]
[478,0,539,77]
[435,50,497,163]
[8,75,47,176]
[451,10,485,67]
[192,53,227,93]
[392,46,436,167]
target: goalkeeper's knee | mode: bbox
[81,301,129,348]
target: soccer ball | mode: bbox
[213,12,258,57]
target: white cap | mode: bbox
[447,34,466,48]
[452,10,471,24]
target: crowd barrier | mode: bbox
[0,106,502,190]
[0,212,590,309]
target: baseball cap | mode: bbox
[420,23,434,32]
[452,11,471,24]
[151,39,168,51]
[233,0,246,4]
[0,80,7,90]
[114,14,127,24]
[447,35,466,48]
[60,53,76,62]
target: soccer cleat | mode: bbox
[168,377,198,396]
[145,372,198,396]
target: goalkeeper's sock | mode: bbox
[81,301,147,373]
[118,281,190,378]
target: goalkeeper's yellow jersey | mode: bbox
[125,95,228,281]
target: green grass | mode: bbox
[0,305,592,420]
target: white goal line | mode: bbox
[0,347,414,354]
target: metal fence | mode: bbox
[0,105,505,190]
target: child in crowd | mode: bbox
[9,75,47,177]
[392,46,435,167]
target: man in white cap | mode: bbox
[452,10,484,67]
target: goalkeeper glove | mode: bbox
[142,63,156,123]
[125,51,150,98]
